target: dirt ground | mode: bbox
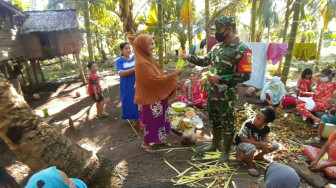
[0,67,316,187]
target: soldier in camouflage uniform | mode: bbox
[180,16,250,162]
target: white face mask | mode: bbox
[271,85,279,89]
[321,76,329,82]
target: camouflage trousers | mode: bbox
[207,86,238,134]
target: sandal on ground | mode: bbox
[141,143,155,153]
[130,120,139,126]
[154,141,172,147]
[98,112,109,118]
[246,168,260,177]
[313,122,319,128]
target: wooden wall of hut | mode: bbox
[21,33,43,60]
[58,29,82,55]
[0,6,26,62]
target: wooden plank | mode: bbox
[0,49,25,62]
[0,38,22,46]
[0,30,11,39]
[288,162,329,188]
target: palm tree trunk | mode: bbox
[84,0,94,62]
[157,0,164,68]
[205,0,210,46]
[75,53,87,84]
[315,28,324,71]
[250,0,257,42]
[187,0,192,51]
[283,0,292,43]
[281,0,302,85]
[277,0,293,75]
[0,73,97,181]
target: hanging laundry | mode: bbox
[292,43,317,61]
[266,43,287,65]
[244,42,269,89]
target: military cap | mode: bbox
[210,16,236,30]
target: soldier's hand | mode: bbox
[207,74,221,84]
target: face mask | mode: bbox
[215,29,229,42]
[321,76,329,82]
[271,85,279,89]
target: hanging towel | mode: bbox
[244,42,269,89]
[292,43,317,61]
[267,43,288,65]
[298,97,316,111]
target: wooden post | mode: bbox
[75,53,86,84]
[37,61,45,83]
[24,60,34,89]
[59,56,64,69]
[30,60,39,87]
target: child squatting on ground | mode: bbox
[87,62,109,118]
[235,107,278,177]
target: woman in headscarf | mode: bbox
[25,166,87,188]
[260,76,295,109]
[133,34,182,153]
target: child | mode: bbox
[235,107,278,177]
[87,62,108,118]
[177,72,207,107]
[302,130,336,179]
[296,68,313,97]
[116,42,139,126]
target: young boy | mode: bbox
[87,62,108,118]
[235,107,278,177]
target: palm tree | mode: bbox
[84,0,94,62]
[314,0,336,70]
[0,74,100,183]
[281,0,302,84]
[205,0,210,46]
[157,0,164,68]
[181,0,195,51]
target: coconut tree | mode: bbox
[84,0,94,61]
[313,0,336,69]
[0,74,99,182]
[276,0,294,75]
[205,0,210,46]
[180,0,195,51]
[157,0,164,68]
[281,0,302,85]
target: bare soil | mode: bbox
[0,67,314,188]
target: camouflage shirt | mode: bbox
[189,37,251,132]
[189,37,250,90]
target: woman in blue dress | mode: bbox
[116,42,139,126]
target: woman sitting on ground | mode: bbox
[178,72,207,107]
[260,76,295,109]
[296,68,336,126]
[302,130,336,179]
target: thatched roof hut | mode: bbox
[20,9,82,60]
